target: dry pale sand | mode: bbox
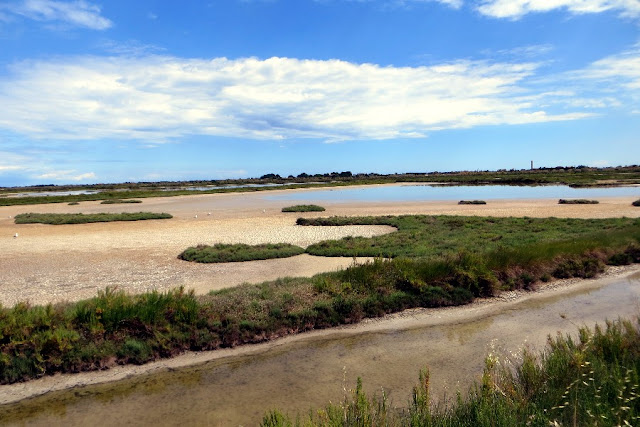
[1,187,639,307]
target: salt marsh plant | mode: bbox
[178,243,305,263]
[282,205,326,212]
[14,212,172,224]
[558,199,599,204]
[100,199,142,204]
[458,200,487,205]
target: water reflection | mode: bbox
[264,184,640,203]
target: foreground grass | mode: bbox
[178,243,305,263]
[263,315,640,426]
[1,216,639,384]
[282,205,326,212]
[14,212,172,225]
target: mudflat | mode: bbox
[1,186,638,307]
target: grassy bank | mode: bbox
[282,205,326,212]
[301,215,637,258]
[178,243,305,263]
[263,315,640,426]
[1,215,639,384]
[14,212,172,225]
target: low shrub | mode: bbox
[458,200,487,205]
[633,199,640,207]
[178,243,305,263]
[558,199,599,204]
[281,205,326,212]
[68,202,80,205]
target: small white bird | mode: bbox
[207,212,211,216]
[194,214,198,219]
[13,233,18,238]
[262,209,266,213]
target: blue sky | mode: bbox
[0,0,639,186]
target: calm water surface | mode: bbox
[2,273,640,426]
[264,184,640,203]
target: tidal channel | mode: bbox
[2,270,640,426]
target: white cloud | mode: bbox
[0,151,31,173]
[36,170,96,181]
[578,48,640,89]
[476,0,640,19]
[1,0,112,30]
[317,0,463,9]
[0,54,595,143]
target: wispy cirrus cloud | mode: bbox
[36,170,96,181]
[476,0,640,19]
[0,0,112,30]
[0,54,598,144]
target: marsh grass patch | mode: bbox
[100,199,143,204]
[178,243,305,263]
[458,200,487,205]
[558,199,599,204]
[14,212,172,225]
[281,205,326,212]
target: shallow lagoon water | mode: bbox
[264,184,640,203]
[2,272,639,426]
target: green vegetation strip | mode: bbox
[14,212,172,225]
[263,315,640,426]
[301,215,635,259]
[458,200,486,205]
[100,199,142,204]
[281,204,326,212]
[178,243,305,263]
[558,199,599,204]
[1,215,639,384]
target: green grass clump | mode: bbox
[14,212,172,225]
[178,243,305,263]
[458,200,487,205]
[263,315,640,426]
[558,199,600,204]
[301,215,636,259]
[633,199,640,207]
[100,199,142,204]
[281,204,326,212]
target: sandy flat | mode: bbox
[1,186,639,307]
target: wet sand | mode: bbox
[1,187,638,307]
